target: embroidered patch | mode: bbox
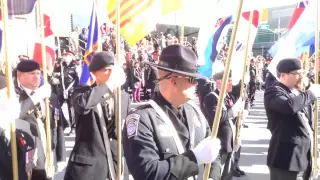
[126,114,140,138]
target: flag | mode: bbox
[33,14,55,72]
[79,1,99,85]
[259,8,268,23]
[6,0,37,15]
[287,0,309,30]
[198,16,232,78]
[268,0,317,79]
[107,0,182,46]
[230,10,260,84]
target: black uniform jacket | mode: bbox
[0,119,37,180]
[15,87,59,180]
[264,82,315,172]
[123,93,217,180]
[64,83,130,180]
[203,89,235,153]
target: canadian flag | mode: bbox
[33,13,55,72]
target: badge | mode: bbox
[126,114,140,138]
[158,124,173,137]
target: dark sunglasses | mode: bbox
[158,72,197,84]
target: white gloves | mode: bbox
[234,139,241,152]
[308,84,320,97]
[106,64,126,91]
[191,137,221,164]
[30,83,51,104]
[232,98,245,117]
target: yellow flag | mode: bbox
[162,0,183,15]
[107,0,182,46]
[260,8,268,23]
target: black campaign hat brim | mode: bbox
[146,62,208,80]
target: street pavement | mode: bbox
[54,90,320,180]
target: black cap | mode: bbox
[17,60,40,72]
[89,52,115,72]
[276,58,302,74]
[0,75,6,89]
[147,45,207,79]
[212,71,232,81]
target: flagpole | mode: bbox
[1,0,18,179]
[235,10,254,147]
[313,0,319,177]
[203,0,244,179]
[180,3,184,45]
[37,0,53,178]
[116,0,122,179]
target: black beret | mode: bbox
[276,58,302,74]
[16,60,40,72]
[147,44,207,79]
[89,52,115,72]
[0,75,6,89]
[212,70,232,81]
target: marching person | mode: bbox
[0,74,40,180]
[123,45,221,180]
[64,52,131,180]
[53,49,80,135]
[248,59,257,107]
[14,60,67,179]
[202,71,245,180]
[264,58,320,180]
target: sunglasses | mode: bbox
[169,75,197,84]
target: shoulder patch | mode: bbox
[126,113,141,138]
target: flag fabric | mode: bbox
[7,0,37,15]
[33,14,55,72]
[287,0,309,30]
[79,1,99,85]
[230,10,260,84]
[0,15,2,56]
[268,0,317,79]
[198,16,232,78]
[107,0,182,46]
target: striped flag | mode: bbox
[79,1,99,85]
[33,14,55,72]
[107,0,182,46]
[287,0,309,30]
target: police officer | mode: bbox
[202,71,245,180]
[123,45,221,180]
[53,50,80,135]
[64,52,130,180]
[15,60,65,179]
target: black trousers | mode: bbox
[248,82,256,104]
[269,166,311,180]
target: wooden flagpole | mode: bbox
[36,0,53,178]
[116,0,122,179]
[1,0,18,179]
[313,0,319,177]
[235,10,254,146]
[203,0,244,179]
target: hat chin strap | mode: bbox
[157,72,173,82]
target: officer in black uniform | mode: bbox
[123,45,221,180]
[64,52,131,180]
[202,71,245,180]
[53,50,80,135]
[248,59,257,106]
[15,60,66,179]
[0,74,38,180]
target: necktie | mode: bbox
[30,91,35,96]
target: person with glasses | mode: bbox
[264,58,320,180]
[123,45,221,180]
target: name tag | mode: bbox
[158,124,174,137]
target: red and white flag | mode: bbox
[33,14,55,72]
[230,10,260,84]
